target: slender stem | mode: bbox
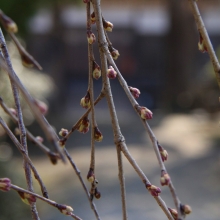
[0,117,49,198]
[188,0,220,87]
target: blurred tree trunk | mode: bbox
[163,0,197,111]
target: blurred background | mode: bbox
[0,0,220,219]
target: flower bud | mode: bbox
[18,191,36,205]
[94,126,103,142]
[35,136,44,143]
[158,143,168,162]
[58,139,65,148]
[87,168,95,183]
[59,128,68,137]
[160,171,170,186]
[94,188,101,199]
[180,204,192,215]
[49,152,59,165]
[83,0,90,3]
[93,61,101,80]
[80,92,91,109]
[57,204,74,215]
[107,66,117,79]
[0,178,11,192]
[103,20,113,32]
[90,12,96,24]
[0,10,18,33]
[146,184,161,197]
[198,33,207,53]
[77,117,90,134]
[34,99,48,115]
[87,30,96,44]
[109,47,120,60]
[168,208,178,220]
[139,106,153,120]
[129,86,141,99]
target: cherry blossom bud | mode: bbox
[35,136,44,143]
[49,152,59,165]
[57,204,74,216]
[129,86,141,99]
[83,0,90,3]
[80,92,91,109]
[94,188,101,199]
[0,10,18,33]
[9,108,17,117]
[139,106,153,120]
[103,20,113,32]
[18,191,36,205]
[34,99,48,115]
[158,143,168,162]
[168,208,178,220]
[58,139,65,148]
[77,117,90,134]
[93,61,101,80]
[146,184,161,197]
[160,171,170,186]
[107,66,117,79]
[198,33,207,53]
[59,128,68,137]
[180,204,192,215]
[94,126,103,142]
[90,12,96,24]
[87,168,95,183]
[87,30,96,44]
[109,47,120,60]
[0,178,11,192]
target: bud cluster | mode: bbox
[0,178,11,192]
[59,128,68,137]
[18,191,36,205]
[158,143,168,162]
[87,30,96,45]
[128,86,141,99]
[0,10,18,33]
[80,92,91,109]
[57,204,74,216]
[160,171,170,186]
[94,126,103,142]
[77,117,90,134]
[107,66,117,79]
[93,61,101,80]
[146,184,161,197]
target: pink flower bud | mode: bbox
[35,99,48,115]
[129,86,141,99]
[0,178,11,192]
[107,66,117,79]
[180,204,192,215]
[57,204,74,216]
[94,126,103,142]
[158,143,168,162]
[198,33,207,53]
[87,30,96,44]
[35,136,44,143]
[9,108,17,117]
[146,184,161,197]
[93,61,101,80]
[160,171,170,186]
[0,10,18,33]
[90,12,96,24]
[103,20,113,32]
[18,191,36,205]
[139,107,153,120]
[80,92,91,109]
[168,208,178,220]
[59,128,68,137]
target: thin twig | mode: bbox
[188,0,220,87]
